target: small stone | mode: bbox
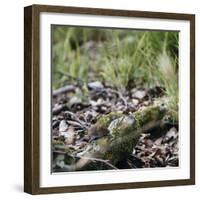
[59,120,68,136]
[68,96,80,106]
[142,101,150,106]
[90,98,104,106]
[108,115,135,134]
[122,115,135,126]
[88,81,104,90]
[154,137,163,146]
[64,126,76,145]
[132,98,139,106]
[163,127,178,143]
[132,90,147,100]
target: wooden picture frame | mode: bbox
[24,4,195,194]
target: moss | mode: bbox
[163,110,178,125]
[95,112,123,129]
[96,116,110,128]
[95,106,165,138]
[64,154,75,165]
[96,137,110,147]
[52,139,65,146]
[52,139,70,153]
[96,115,140,164]
[87,132,138,163]
[83,105,166,166]
[110,118,139,137]
[85,136,111,158]
[104,132,140,165]
[133,105,166,127]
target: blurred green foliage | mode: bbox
[52,26,179,122]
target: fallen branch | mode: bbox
[78,105,166,168]
[52,104,68,115]
[53,85,76,97]
[54,104,167,171]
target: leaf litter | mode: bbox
[52,81,179,171]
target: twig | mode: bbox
[54,155,118,172]
[52,104,68,115]
[76,155,118,170]
[64,111,89,129]
[67,120,87,129]
[127,159,137,169]
[106,88,128,110]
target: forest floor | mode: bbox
[52,82,178,172]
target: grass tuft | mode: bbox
[52,26,179,122]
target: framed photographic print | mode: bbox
[24,4,195,194]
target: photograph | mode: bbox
[51,26,179,172]
[24,5,195,194]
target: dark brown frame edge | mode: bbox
[24,4,195,195]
